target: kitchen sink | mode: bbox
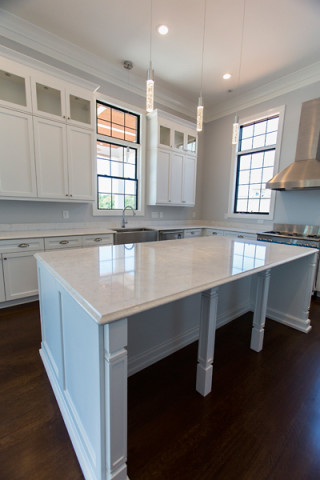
[113,228,158,245]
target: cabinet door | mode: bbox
[0,107,37,197]
[156,150,170,204]
[0,258,5,302]
[31,75,65,122]
[33,117,69,199]
[3,252,39,300]
[169,152,183,204]
[66,87,94,129]
[182,155,196,205]
[0,63,32,113]
[67,126,94,200]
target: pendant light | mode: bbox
[197,0,207,132]
[232,0,246,144]
[146,0,154,113]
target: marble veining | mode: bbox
[35,236,316,325]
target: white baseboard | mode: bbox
[266,307,311,333]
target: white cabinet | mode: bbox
[44,236,82,250]
[0,56,95,202]
[33,118,94,200]
[203,229,224,236]
[223,231,257,240]
[0,107,37,197]
[2,252,39,300]
[31,74,94,129]
[0,60,32,113]
[184,228,203,238]
[82,234,113,247]
[147,110,197,207]
[0,238,44,301]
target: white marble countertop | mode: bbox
[35,236,316,325]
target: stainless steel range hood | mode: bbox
[266,97,320,190]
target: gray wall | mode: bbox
[202,82,320,227]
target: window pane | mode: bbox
[250,169,262,184]
[97,141,110,158]
[113,194,125,209]
[262,167,274,182]
[261,188,271,199]
[111,161,123,177]
[125,179,136,195]
[260,198,271,212]
[97,119,111,136]
[248,199,259,212]
[267,117,279,132]
[98,177,111,193]
[124,163,135,179]
[241,124,253,139]
[253,134,265,149]
[125,195,136,209]
[125,127,137,142]
[254,120,267,136]
[112,124,124,140]
[99,194,113,209]
[97,158,110,175]
[236,199,248,211]
[111,144,123,161]
[239,154,251,170]
[266,131,277,146]
[112,178,124,194]
[238,170,250,184]
[249,186,261,198]
[237,185,249,198]
[251,152,263,169]
[112,109,124,126]
[264,150,275,166]
[241,137,252,151]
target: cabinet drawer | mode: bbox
[44,236,82,250]
[2,251,38,300]
[82,234,113,247]
[183,229,203,238]
[224,231,257,240]
[0,237,44,254]
[203,229,224,236]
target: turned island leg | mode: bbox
[196,287,219,396]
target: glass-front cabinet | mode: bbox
[31,74,94,129]
[0,60,32,112]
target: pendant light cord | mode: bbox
[149,0,153,67]
[237,0,246,93]
[200,0,207,99]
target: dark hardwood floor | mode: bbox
[1,297,320,480]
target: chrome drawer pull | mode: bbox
[18,243,30,248]
[59,240,69,245]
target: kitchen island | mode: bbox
[35,236,318,480]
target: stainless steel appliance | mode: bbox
[159,230,183,240]
[257,224,320,293]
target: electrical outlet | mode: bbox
[63,210,69,219]
[159,212,164,219]
[151,211,159,219]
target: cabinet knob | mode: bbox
[238,235,244,238]
[18,243,30,248]
[59,240,69,245]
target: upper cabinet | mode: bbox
[147,110,198,207]
[0,60,32,113]
[0,56,96,202]
[31,74,94,129]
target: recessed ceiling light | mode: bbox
[223,73,232,80]
[157,24,169,35]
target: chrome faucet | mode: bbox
[121,205,136,228]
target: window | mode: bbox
[96,101,140,211]
[233,112,282,215]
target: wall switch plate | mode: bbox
[159,212,164,219]
[63,210,69,219]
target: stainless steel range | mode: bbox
[257,224,320,294]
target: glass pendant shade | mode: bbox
[197,97,204,132]
[146,65,154,113]
[232,115,239,144]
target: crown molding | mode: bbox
[206,61,320,123]
[0,8,196,118]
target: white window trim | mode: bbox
[227,105,285,221]
[92,93,146,217]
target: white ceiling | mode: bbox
[0,0,320,119]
